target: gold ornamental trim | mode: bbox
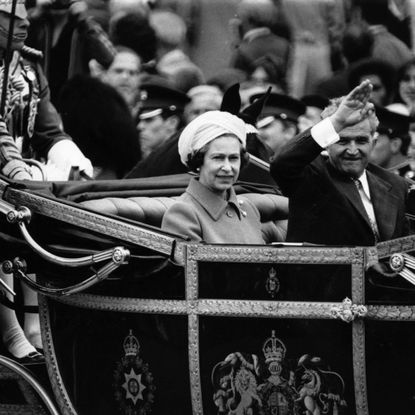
[366,305,415,320]
[4,187,176,255]
[351,249,366,303]
[353,321,368,415]
[39,295,78,415]
[53,294,189,315]
[376,235,415,259]
[188,314,202,415]
[191,244,354,264]
[49,293,354,319]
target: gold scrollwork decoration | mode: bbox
[331,298,368,323]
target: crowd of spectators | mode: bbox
[19,0,415,181]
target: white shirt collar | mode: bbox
[357,170,371,199]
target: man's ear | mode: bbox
[390,137,402,154]
[285,123,297,137]
[371,132,379,148]
[89,59,105,79]
[165,115,180,133]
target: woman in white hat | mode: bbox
[161,110,265,244]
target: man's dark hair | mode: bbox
[342,24,374,64]
[378,127,411,155]
[109,12,157,62]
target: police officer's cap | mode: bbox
[301,94,330,110]
[139,80,190,119]
[375,105,411,137]
[0,0,27,19]
[250,92,306,128]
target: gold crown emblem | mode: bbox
[123,330,140,357]
[262,330,286,363]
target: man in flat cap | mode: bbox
[369,105,414,177]
[137,81,190,159]
[251,92,305,158]
[0,0,92,180]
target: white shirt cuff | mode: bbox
[311,118,339,148]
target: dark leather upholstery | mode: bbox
[81,196,179,227]
[80,193,288,241]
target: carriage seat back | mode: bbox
[80,193,288,241]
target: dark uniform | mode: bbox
[372,105,415,179]
[0,0,92,181]
[0,46,65,178]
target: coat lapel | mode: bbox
[367,171,397,240]
[330,173,372,228]
[327,161,399,241]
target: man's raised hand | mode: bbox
[330,79,374,132]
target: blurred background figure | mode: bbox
[370,105,413,177]
[149,9,204,92]
[137,81,190,159]
[57,73,141,179]
[280,0,345,97]
[184,85,223,124]
[348,58,397,106]
[353,0,413,70]
[207,68,248,94]
[230,0,289,93]
[314,20,374,99]
[108,5,157,66]
[26,0,117,105]
[108,0,152,21]
[90,46,142,118]
[251,92,305,158]
[298,94,330,132]
[390,58,415,116]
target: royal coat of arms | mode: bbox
[113,330,156,414]
[211,331,347,415]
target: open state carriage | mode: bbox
[0,171,415,415]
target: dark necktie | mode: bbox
[353,178,380,243]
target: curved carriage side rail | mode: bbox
[0,354,60,415]
[12,252,129,296]
[17,218,130,268]
[2,183,180,258]
[4,208,132,295]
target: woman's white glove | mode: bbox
[46,140,93,180]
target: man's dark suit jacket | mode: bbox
[270,129,409,246]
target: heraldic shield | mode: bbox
[209,329,348,415]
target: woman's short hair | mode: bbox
[187,142,249,172]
